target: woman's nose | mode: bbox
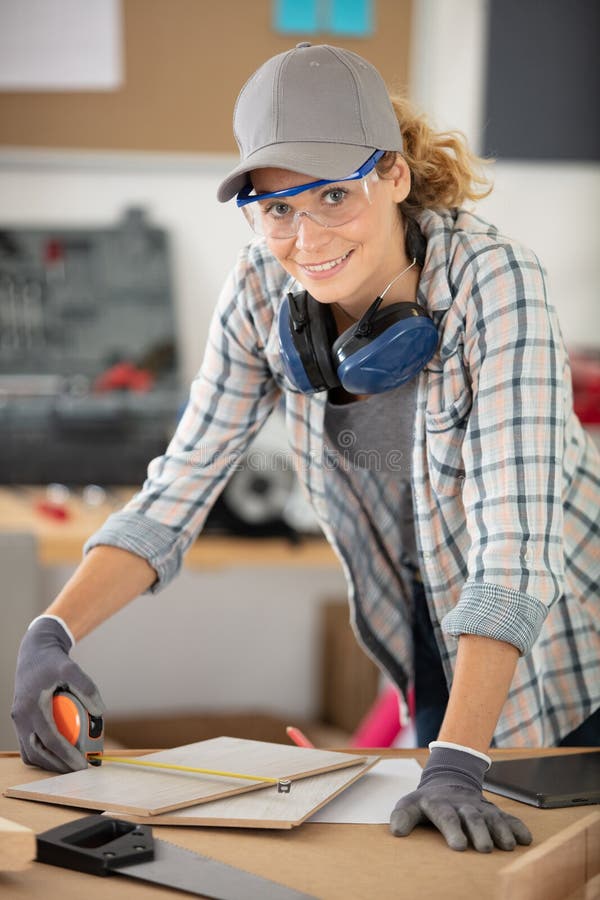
[294,212,329,250]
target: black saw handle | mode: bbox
[36,814,154,876]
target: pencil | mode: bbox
[286,726,315,748]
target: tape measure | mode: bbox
[52,690,104,764]
[51,693,293,790]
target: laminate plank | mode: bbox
[4,737,366,817]
[105,755,380,828]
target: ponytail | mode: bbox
[378,96,493,214]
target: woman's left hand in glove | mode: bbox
[390,744,533,852]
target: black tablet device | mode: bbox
[483,752,600,809]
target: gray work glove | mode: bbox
[390,745,533,852]
[11,616,105,773]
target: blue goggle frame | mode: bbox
[236,149,386,208]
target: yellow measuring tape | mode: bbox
[90,755,287,788]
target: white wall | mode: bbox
[477,162,600,348]
[40,563,347,722]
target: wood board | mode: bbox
[4,737,367,817]
[105,755,380,829]
[496,811,600,900]
[0,815,36,871]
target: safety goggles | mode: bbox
[236,150,385,239]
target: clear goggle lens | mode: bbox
[236,150,386,239]
[242,172,377,239]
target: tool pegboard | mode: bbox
[0,207,182,485]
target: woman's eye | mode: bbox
[264,202,292,218]
[324,188,347,204]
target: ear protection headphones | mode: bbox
[277,260,438,395]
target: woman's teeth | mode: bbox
[303,251,351,272]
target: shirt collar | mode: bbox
[414,208,458,315]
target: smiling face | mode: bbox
[250,157,413,318]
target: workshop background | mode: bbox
[0,0,599,752]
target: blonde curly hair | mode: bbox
[377,96,493,215]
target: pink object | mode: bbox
[350,685,413,748]
[286,726,315,748]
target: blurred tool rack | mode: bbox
[0,207,180,485]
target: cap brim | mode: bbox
[216,142,377,203]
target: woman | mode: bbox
[13,44,599,853]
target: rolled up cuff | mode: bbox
[441,581,548,655]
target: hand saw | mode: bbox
[37,814,318,900]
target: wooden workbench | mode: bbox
[0,487,337,569]
[0,748,598,900]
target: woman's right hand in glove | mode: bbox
[11,616,105,773]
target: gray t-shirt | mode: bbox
[324,379,419,569]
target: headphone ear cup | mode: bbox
[278,294,316,393]
[277,292,340,392]
[304,296,340,390]
[332,303,438,394]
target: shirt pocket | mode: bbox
[424,350,472,496]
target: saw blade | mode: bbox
[118,836,318,900]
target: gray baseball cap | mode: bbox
[217,42,403,203]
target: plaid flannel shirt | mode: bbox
[86,207,600,747]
